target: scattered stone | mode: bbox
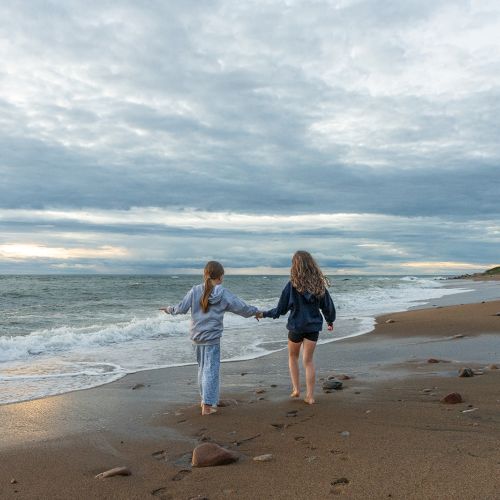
[473,370,484,376]
[257,397,265,401]
[270,384,277,388]
[487,364,499,370]
[385,319,395,324]
[10,479,17,485]
[255,388,266,394]
[189,496,209,500]
[461,408,478,413]
[95,466,131,479]
[131,383,145,390]
[172,469,191,481]
[218,399,238,407]
[340,431,350,437]
[336,374,351,380]
[286,410,298,417]
[427,358,440,363]
[174,410,183,416]
[192,443,239,467]
[241,372,248,376]
[305,456,318,463]
[253,454,273,462]
[441,392,463,404]
[354,391,361,394]
[294,436,305,441]
[422,388,433,393]
[452,334,464,339]
[322,380,343,391]
[458,368,474,377]
[495,312,500,317]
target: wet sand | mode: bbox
[1,291,500,499]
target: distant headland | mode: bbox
[449,266,500,280]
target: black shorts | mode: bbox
[288,331,319,343]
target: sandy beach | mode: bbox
[1,283,500,499]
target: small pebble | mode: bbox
[340,431,350,437]
[10,479,17,485]
[253,454,273,462]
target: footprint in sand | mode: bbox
[172,469,191,481]
[330,477,350,495]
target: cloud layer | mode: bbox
[1,0,499,273]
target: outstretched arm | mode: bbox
[225,291,259,318]
[160,288,194,315]
[263,282,292,319]
[320,289,336,329]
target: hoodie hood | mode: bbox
[302,290,316,303]
[208,284,224,304]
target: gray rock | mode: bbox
[192,443,239,467]
[95,466,131,479]
[322,380,343,391]
[131,383,145,390]
[458,367,474,377]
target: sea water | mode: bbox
[0,275,469,404]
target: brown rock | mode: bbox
[95,466,131,479]
[192,443,239,467]
[255,388,266,394]
[10,479,17,485]
[440,392,463,404]
[487,364,499,370]
[427,358,440,363]
[336,374,351,380]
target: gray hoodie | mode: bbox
[167,284,258,344]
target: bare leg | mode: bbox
[302,339,317,404]
[288,340,302,397]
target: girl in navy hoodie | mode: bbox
[258,251,336,404]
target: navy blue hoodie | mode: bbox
[263,281,336,333]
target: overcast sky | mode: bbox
[1,0,499,274]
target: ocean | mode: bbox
[0,274,469,405]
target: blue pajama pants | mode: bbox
[195,343,220,407]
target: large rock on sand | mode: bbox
[192,443,239,467]
[440,392,463,404]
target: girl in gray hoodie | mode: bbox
[161,261,258,415]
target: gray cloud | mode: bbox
[1,0,499,272]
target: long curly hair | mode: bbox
[290,251,330,298]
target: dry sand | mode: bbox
[1,299,500,499]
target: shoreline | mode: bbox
[1,281,499,498]
[1,277,492,408]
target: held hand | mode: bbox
[159,307,171,314]
[327,324,334,331]
[255,311,264,321]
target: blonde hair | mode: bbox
[290,251,330,298]
[200,261,225,313]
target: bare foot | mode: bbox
[290,389,300,398]
[304,396,315,405]
[201,404,217,416]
